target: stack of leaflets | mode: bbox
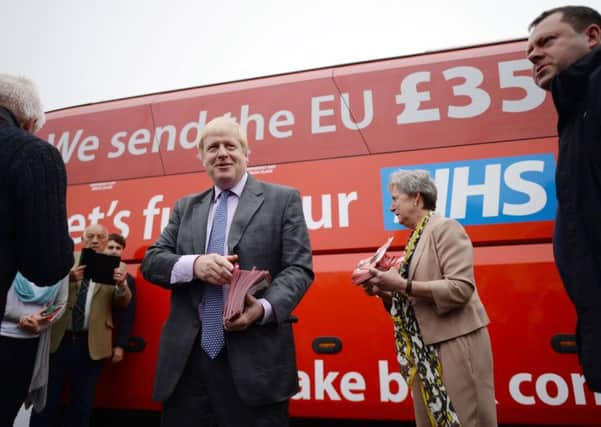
[224,265,271,321]
[352,237,401,284]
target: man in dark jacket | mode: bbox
[527,5,601,392]
[0,74,74,318]
[105,233,137,364]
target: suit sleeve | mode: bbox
[140,198,185,287]
[13,138,74,286]
[264,189,314,323]
[428,219,476,315]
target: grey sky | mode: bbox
[4,0,601,111]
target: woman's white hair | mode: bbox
[0,74,46,132]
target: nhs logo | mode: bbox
[381,153,557,229]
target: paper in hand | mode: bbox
[224,265,271,321]
[352,237,400,284]
[41,303,65,322]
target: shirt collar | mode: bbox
[213,172,248,201]
[552,46,601,118]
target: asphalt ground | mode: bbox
[87,409,557,427]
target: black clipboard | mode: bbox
[79,248,120,285]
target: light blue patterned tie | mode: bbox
[201,190,230,358]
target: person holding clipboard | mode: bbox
[30,224,132,427]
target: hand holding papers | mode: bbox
[352,237,401,285]
[224,265,271,321]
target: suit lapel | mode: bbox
[92,281,102,297]
[191,190,213,255]
[228,176,264,255]
[408,213,438,279]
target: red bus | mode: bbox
[39,38,601,425]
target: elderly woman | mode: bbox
[362,169,496,427]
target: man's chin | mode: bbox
[535,72,554,91]
[214,175,235,188]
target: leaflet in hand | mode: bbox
[224,265,271,321]
[41,302,65,322]
[351,237,400,284]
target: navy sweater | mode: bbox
[0,107,73,317]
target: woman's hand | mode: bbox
[367,267,404,293]
[18,312,47,333]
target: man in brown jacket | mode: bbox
[30,223,131,427]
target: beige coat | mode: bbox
[50,254,131,360]
[406,214,496,426]
[409,214,489,344]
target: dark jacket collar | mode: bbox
[552,46,601,119]
[0,106,19,127]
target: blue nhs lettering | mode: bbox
[381,154,556,229]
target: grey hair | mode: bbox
[0,74,46,132]
[388,169,437,210]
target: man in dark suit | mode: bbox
[0,73,73,318]
[527,5,601,391]
[141,115,314,427]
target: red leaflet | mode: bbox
[351,237,401,284]
[41,302,66,322]
[224,265,271,321]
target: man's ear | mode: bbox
[21,118,36,133]
[585,23,601,48]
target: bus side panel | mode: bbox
[65,138,556,261]
[288,246,601,424]
[94,245,601,425]
[94,264,163,411]
[41,41,556,186]
[333,48,557,154]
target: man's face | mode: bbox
[201,128,248,189]
[105,240,124,257]
[83,225,108,253]
[527,12,593,90]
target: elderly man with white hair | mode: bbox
[0,74,73,423]
[0,73,73,317]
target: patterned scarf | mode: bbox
[390,212,461,426]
